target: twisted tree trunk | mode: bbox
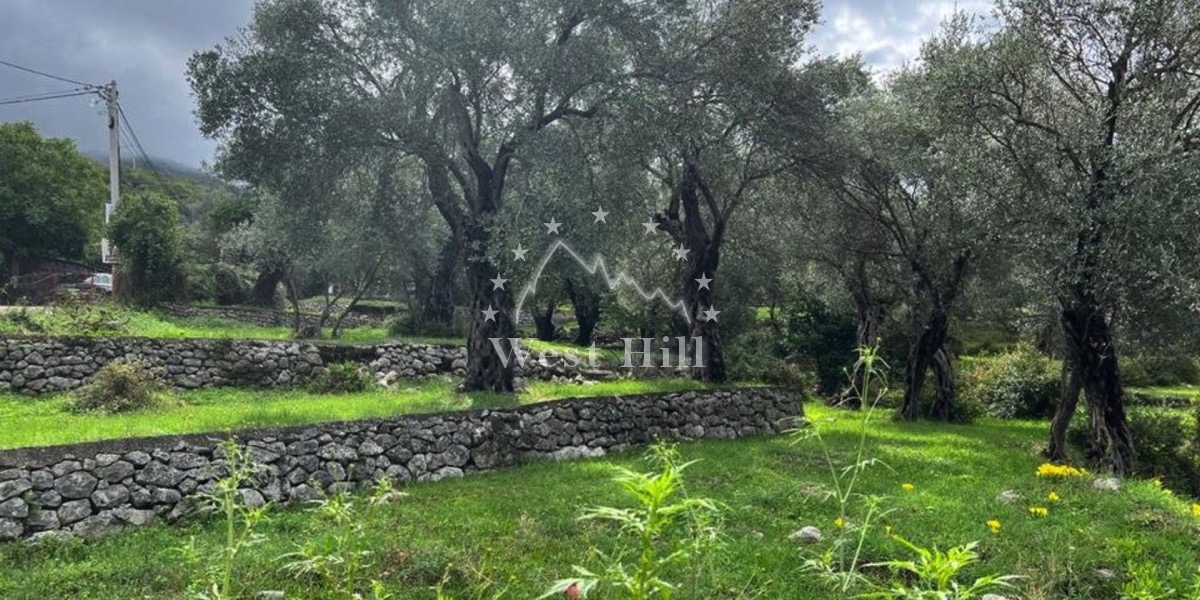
[900,305,949,421]
[1045,364,1082,462]
[565,277,601,346]
[1060,295,1133,474]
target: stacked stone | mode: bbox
[0,338,323,394]
[0,388,802,541]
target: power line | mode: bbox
[0,87,94,103]
[0,58,101,89]
[117,102,165,178]
[0,89,96,106]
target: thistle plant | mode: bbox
[279,477,404,599]
[792,344,892,593]
[861,537,1019,600]
[177,439,270,600]
[540,443,720,600]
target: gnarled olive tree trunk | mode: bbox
[900,304,950,421]
[1045,363,1082,462]
[564,277,600,346]
[1060,295,1133,474]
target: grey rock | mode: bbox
[789,526,823,543]
[317,444,357,462]
[289,484,323,503]
[135,462,184,487]
[358,439,385,457]
[0,497,29,519]
[0,469,24,481]
[96,461,135,483]
[26,510,60,532]
[0,518,23,541]
[50,460,82,478]
[169,453,208,470]
[57,499,92,526]
[95,454,121,467]
[74,513,123,538]
[996,490,1021,504]
[29,470,54,490]
[126,451,152,467]
[55,471,99,500]
[38,490,62,508]
[91,485,130,509]
[237,489,266,508]
[0,478,32,501]
[111,508,156,526]
[440,444,471,467]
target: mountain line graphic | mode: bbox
[514,239,692,325]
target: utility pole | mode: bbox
[101,81,121,274]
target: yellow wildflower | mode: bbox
[901,483,916,492]
[1048,491,1061,502]
[1028,506,1049,517]
[1036,463,1087,479]
[834,516,846,530]
[986,519,1001,534]
[1191,504,1200,518]
[1152,477,1163,488]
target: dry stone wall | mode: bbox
[0,337,620,395]
[0,387,801,541]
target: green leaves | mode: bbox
[542,443,721,600]
[0,122,105,272]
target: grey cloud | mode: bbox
[2,0,990,168]
[0,0,253,167]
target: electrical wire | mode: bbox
[0,58,101,89]
[0,89,97,106]
[0,87,94,103]
[117,102,167,179]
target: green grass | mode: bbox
[522,338,627,366]
[0,378,710,450]
[3,405,1198,599]
[0,304,463,345]
[1129,385,1200,400]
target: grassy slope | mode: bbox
[3,405,1198,599]
[0,379,710,450]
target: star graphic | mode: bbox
[490,275,508,291]
[672,244,691,261]
[591,207,609,223]
[642,220,660,235]
[701,307,721,322]
[544,218,562,234]
[482,305,499,321]
[695,273,712,290]
[512,244,529,261]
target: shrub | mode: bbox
[961,346,1060,419]
[1122,354,1200,388]
[108,191,187,307]
[307,361,375,394]
[778,294,857,395]
[72,360,161,414]
[1068,408,1200,497]
[728,330,810,389]
[213,264,250,306]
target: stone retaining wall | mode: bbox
[0,387,801,541]
[0,337,619,395]
[164,305,378,329]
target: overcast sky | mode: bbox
[0,0,989,169]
